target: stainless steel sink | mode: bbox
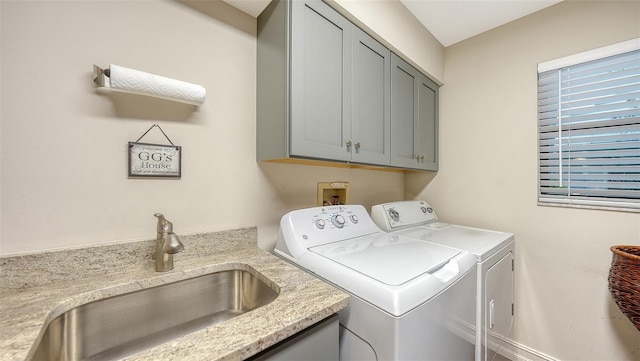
[30,269,279,361]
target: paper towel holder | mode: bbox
[92,64,206,106]
[93,65,109,87]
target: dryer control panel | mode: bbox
[371,201,438,231]
[276,205,381,259]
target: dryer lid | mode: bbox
[397,223,514,260]
[309,233,461,285]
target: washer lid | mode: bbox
[309,233,461,285]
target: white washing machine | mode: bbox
[371,200,515,361]
[275,205,478,360]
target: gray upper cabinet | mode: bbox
[290,0,352,162]
[390,54,439,171]
[258,0,435,171]
[351,27,391,165]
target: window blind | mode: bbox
[537,47,640,211]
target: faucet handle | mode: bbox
[154,213,173,233]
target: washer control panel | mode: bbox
[303,205,371,234]
[276,205,380,259]
[371,200,438,231]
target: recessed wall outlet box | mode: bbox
[317,182,350,206]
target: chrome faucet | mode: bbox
[154,213,184,272]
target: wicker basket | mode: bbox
[609,245,640,332]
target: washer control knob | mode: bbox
[388,208,400,222]
[427,207,433,213]
[315,219,326,229]
[349,214,359,224]
[331,214,346,228]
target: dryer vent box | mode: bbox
[317,182,350,206]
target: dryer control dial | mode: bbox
[332,214,346,228]
[349,214,359,224]
[314,219,326,229]
[388,208,400,222]
[421,206,434,214]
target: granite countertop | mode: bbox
[0,227,350,361]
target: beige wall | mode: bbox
[0,0,406,256]
[328,0,445,83]
[407,1,640,360]
[3,0,640,359]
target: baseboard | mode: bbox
[500,338,559,361]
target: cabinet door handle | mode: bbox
[346,139,352,148]
[354,141,360,149]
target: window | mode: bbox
[537,39,640,212]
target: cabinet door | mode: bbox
[290,1,351,161]
[390,54,420,168]
[416,76,438,170]
[390,54,439,170]
[249,315,339,361]
[351,27,390,165]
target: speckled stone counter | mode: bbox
[0,227,349,361]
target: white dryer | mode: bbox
[275,205,478,360]
[371,201,515,361]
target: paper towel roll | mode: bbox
[108,64,206,106]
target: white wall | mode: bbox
[407,1,640,360]
[0,0,408,256]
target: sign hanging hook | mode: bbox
[135,124,175,146]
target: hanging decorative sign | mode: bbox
[128,124,181,178]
